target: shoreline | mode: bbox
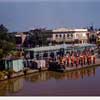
[0,67,48,82]
[0,63,100,82]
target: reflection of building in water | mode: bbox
[82,67,95,77]
[0,81,8,96]
[27,71,69,82]
[39,72,47,81]
[91,67,95,76]
[87,68,91,77]
[25,71,51,83]
[25,67,96,83]
[25,73,40,82]
[80,70,84,79]
[7,77,24,93]
[52,72,64,80]
[63,67,96,80]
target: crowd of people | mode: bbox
[48,49,96,68]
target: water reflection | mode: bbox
[0,66,96,96]
[25,67,96,82]
[65,67,95,80]
[25,71,51,82]
[0,77,24,96]
[7,77,24,93]
[0,81,8,96]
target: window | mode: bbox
[67,34,69,37]
[71,34,73,37]
[63,34,65,38]
[59,34,62,37]
[56,34,58,37]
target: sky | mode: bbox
[0,0,100,32]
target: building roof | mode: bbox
[53,28,88,32]
[25,43,96,52]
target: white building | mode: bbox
[52,28,88,44]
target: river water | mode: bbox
[0,66,100,96]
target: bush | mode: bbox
[0,24,16,59]
[2,70,8,76]
[0,71,5,80]
[8,69,15,74]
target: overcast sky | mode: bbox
[0,0,100,32]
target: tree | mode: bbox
[0,24,8,33]
[0,24,16,59]
[0,49,3,58]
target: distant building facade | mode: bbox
[52,28,88,44]
[13,27,99,49]
[13,29,52,49]
[14,32,28,49]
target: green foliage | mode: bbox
[0,24,16,59]
[2,70,8,76]
[8,69,15,75]
[0,49,3,58]
[0,71,5,80]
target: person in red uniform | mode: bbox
[79,55,81,65]
[67,56,70,67]
[75,57,79,67]
[77,56,80,66]
[89,54,91,65]
[63,56,67,65]
[60,56,62,64]
[83,55,86,65]
[80,55,83,66]
[71,56,74,67]
[87,54,89,65]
